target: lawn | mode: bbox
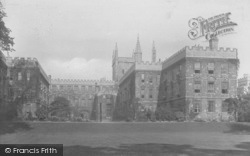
[1,121,250,156]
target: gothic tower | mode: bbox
[134,35,142,63]
[152,41,156,63]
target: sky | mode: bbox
[2,0,250,80]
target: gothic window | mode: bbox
[208,63,214,74]
[81,85,85,91]
[208,100,215,112]
[194,80,201,93]
[221,81,229,94]
[18,72,22,80]
[194,62,201,74]
[221,63,228,74]
[193,100,201,113]
[60,85,64,90]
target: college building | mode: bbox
[50,78,117,120]
[113,36,239,121]
[5,57,50,119]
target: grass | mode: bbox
[1,121,250,155]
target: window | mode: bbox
[221,63,228,74]
[208,63,214,74]
[141,87,145,98]
[221,101,228,112]
[122,69,125,74]
[74,85,79,90]
[141,74,145,83]
[60,85,64,90]
[27,71,30,81]
[193,100,201,113]
[18,72,22,80]
[52,85,57,90]
[208,101,215,112]
[149,88,153,98]
[67,85,72,90]
[221,81,229,94]
[194,62,201,74]
[207,77,215,93]
[149,76,153,84]
[194,80,201,93]
[81,85,85,91]
[208,81,214,93]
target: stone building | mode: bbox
[0,51,8,108]
[157,37,239,121]
[237,74,250,96]
[113,37,162,121]
[6,57,50,119]
[50,78,116,120]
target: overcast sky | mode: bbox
[2,0,250,80]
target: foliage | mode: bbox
[155,105,175,121]
[35,104,48,121]
[224,95,250,122]
[0,2,14,52]
[49,96,71,118]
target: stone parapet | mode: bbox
[51,78,115,85]
[163,46,238,70]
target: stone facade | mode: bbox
[50,78,116,120]
[237,74,250,96]
[158,38,238,121]
[6,57,50,119]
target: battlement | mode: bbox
[136,60,162,66]
[51,78,115,85]
[163,45,238,69]
[186,46,237,53]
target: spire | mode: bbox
[152,41,156,63]
[134,34,142,62]
[135,34,142,53]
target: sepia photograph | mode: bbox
[0,0,250,155]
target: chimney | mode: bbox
[209,35,218,50]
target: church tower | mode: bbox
[134,35,142,63]
[152,41,156,63]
